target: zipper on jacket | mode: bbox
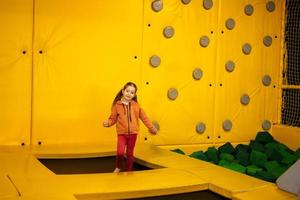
[126,104,131,134]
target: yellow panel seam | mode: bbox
[6,175,21,197]
[212,0,222,145]
[30,0,36,146]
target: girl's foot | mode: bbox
[113,168,120,173]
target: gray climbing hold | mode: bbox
[152,0,163,12]
[149,55,161,67]
[263,35,273,47]
[153,121,160,131]
[223,120,232,131]
[225,18,235,30]
[163,26,175,38]
[262,120,271,130]
[167,88,178,100]
[203,0,213,10]
[181,0,191,5]
[262,75,272,86]
[266,1,276,12]
[196,122,206,134]
[244,4,254,16]
[242,43,252,55]
[225,60,235,72]
[240,94,250,105]
[193,68,203,80]
[199,36,210,47]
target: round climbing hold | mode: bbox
[152,0,163,12]
[223,120,232,131]
[240,94,250,105]
[149,55,161,67]
[153,121,160,131]
[199,36,210,47]
[203,0,213,10]
[193,68,203,80]
[181,0,191,5]
[167,88,178,100]
[225,60,235,72]
[196,122,206,134]
[225,18,235,30]
[263,35,273,47]
[163,26,175,38]
[262,75,272,86]
[266,1,276,12]
[262,120,271,130]
[242,43,252,55]
[244,4,254,16]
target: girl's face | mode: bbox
[122,85,136,101]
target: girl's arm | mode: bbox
[107,105,118,126]
[139,108,157,134]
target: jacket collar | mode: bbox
[116,100,136,105]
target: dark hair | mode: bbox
[112,82,138,106]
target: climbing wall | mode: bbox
[213,0,282,144]
[140,0,218,145]
[141,0,283,145]
[0,0,284,146]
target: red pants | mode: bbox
[116,134,137,171]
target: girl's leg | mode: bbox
[126,134,137,171]
[116,134,126,171]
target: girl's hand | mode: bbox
[150,127,158,135]
[103,120,109,127]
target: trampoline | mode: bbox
[39,156,154,174]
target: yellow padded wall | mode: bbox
[141,0,283,145]
[141,0,218,145]
[32,0,143,145]
[0,0,33,145]
[214,0,283,143]
[0,0,285,146]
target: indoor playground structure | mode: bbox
[1,0,300,199]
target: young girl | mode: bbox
[103,82,158,172]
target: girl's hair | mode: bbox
[112,82,138,106]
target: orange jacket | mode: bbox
[107,100,155,134]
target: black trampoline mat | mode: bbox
[38,156,152,174]
[39,158,229,200]
[130,190,229,200]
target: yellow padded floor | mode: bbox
[183,166,272,198]
[0,175,19,199]
[0,143,297,200]
[232,185,297,200]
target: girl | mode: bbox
[103,82,158,172]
